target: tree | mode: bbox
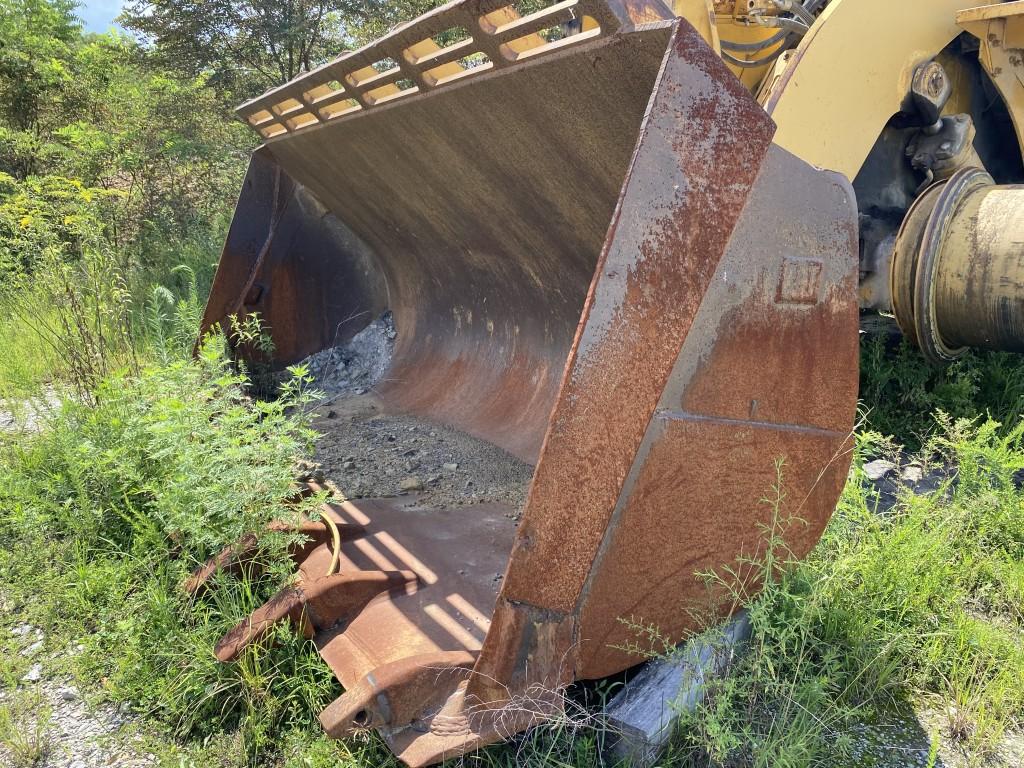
[121,0,345,99]
[119,0,441,101]
[0,0,80,131]
[56,34,254,255]
[0,0,81,176]
[0,0,253,279]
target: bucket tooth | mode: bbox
[184,500,365,596]
[215,569,418,662]
[319,651,477,738]
[215,586,306,662]
[183,533,259,596]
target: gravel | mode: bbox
[302,312,396,397]
[302,311,533,511]
[21,663,42,683]
[1,624,156,768]
[848,707,1024,768]
[0,388,60,433]
[862,458,897,481]
[311,394,533,511]
[860,453,957,516]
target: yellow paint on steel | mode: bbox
[891,168,1024,358]
[405,39,465,83]
[672,0,720,50]
[674,0,783,88]
[716,14,788,87]
[935,49,978,117]
[933,180,1024,353]
[958,2,1024,159]
[480,6,548,54]
[763,0,975,180]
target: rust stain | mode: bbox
[681,283,859,433]
[194,5,864,766]
[572,149,859,681]
[576,284,857,677]
[222,28,674,460]
[775,256,824,305]
[576,414,851,678]
[497,18,776,617]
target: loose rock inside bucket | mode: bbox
[300,311,533,512]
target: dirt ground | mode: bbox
[301,314,534,512]
[309,394,534,512]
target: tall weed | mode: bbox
[3,242,138,402]
[668,423,1024,766]
[0,336,331,760]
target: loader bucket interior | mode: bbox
[198,0,862,764]
[203,3,679,462]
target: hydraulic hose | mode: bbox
[722,49,789,68]
[721,0,814,63]
[773,0,816,27]
[721,30,788,52]
[752,16,809,35]
[322,508,342,577]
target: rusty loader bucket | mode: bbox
[197,0,860,763]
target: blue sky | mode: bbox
[78,0,124,32]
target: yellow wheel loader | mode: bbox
[193,1,1024,764]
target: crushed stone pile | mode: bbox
[302,312,396,396]
[302,311,533,512]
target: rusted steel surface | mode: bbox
[216,569,420,663]
[200,2,860,764]
[198,153,389,364]
[306,497,515,674]
[184,507,365,596]
[576,145,858,676]
[235,0,676,140]
[493,17,775,620]
[196,489,519,744]
[205,20,675,460]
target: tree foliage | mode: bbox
[119,0,441,99]
[0,0,80,133]
[0,0,443,396]
[0,0,253,284]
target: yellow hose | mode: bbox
[322,508,341,577]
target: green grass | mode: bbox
[0,339,337,765]
[0,323,1020,767]
[0,689,52,767]
[0,296,59,398]
[860,335,1024,450]
[663,421,1024,767]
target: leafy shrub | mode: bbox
[860,335,1024,450]
[0,341,335,759]
[144,264,204,364]
[0,172,121,279]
